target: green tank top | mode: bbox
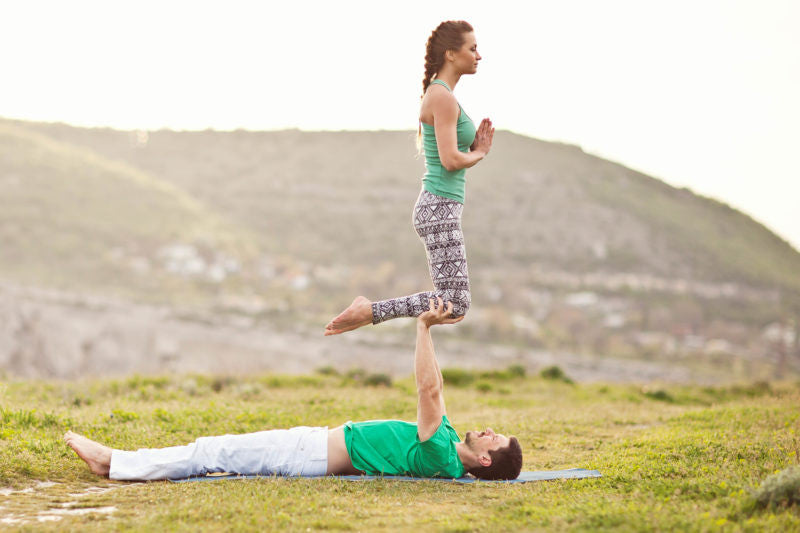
[344,415,465,478]
[421,79,477,204]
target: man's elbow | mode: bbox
[418,383,442,399]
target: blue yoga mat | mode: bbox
[169,468,601,484]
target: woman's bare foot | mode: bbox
[64,431,112,477]
[324,296,373,336]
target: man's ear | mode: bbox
[479,454,492,467]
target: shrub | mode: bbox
[507,364,526,378]
[731,381,772,398]
[476,366,526,381]
[475,381,493,393]
[364,373,392,387]
[540,365,574,384]
[315,366,339,376]
[751,465,800,509]
[642,387,674,403]
[72,395,92,407]
[211,376,235,392]
[442,368,475,387]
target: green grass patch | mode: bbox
[1,375,799,530]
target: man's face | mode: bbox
[464,427,510,456]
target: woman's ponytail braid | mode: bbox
[417,20,474,151]
[420,20,474,98]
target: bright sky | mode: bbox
[2,0,798,250]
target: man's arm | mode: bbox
[416,297,463,441]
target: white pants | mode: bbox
[109,426,328,481]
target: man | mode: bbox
[66,298,523,481]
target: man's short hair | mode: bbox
[467,436,522,480]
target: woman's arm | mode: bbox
[429,88,494,172]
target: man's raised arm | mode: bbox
[415,297,463,441]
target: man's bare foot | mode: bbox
[324,296,373,336]
[64,431,112,477]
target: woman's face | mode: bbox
[450,32,481,75]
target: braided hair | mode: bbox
[417,20,474,149]
[421,20,474,97]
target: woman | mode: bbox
[324,20,494,336]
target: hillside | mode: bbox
[12,119,800,293]
[1,117,798,380]
[0,121,257,302]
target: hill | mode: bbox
[12,119,800,292]
[1,117,798,380]
[0,121,257,303]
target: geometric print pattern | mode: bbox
[372,189,471,324]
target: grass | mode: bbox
[1,372,799,531]
[0,369,800,531]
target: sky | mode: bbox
[2,0,798,251]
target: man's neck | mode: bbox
[455,441,477,470]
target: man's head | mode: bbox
[461,428,522,480]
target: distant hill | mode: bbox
[9,119,799,294]
[0,121,257,302]
[1,117,798,380]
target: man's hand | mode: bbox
[417,297,464,329]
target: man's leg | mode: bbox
[64,431,111,476]
[66,427,328,481]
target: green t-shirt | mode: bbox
[344,415,465,478]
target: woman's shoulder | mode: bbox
[421,85,459,118]
[425,82,455,99]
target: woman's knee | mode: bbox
[451,291,471,318]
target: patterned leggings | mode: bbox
[371,189,471,324]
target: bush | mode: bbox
[363,373,392,387]
[507,364,526,378]
[751,465,800,509]
[540,365,574,384]
[475,381,493,393]
[731,381,772,398]
[315,366,339,376]
[441,368,475,387]
[476,365,527,381]
[211,376,235,393]
[642,387,674,403]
